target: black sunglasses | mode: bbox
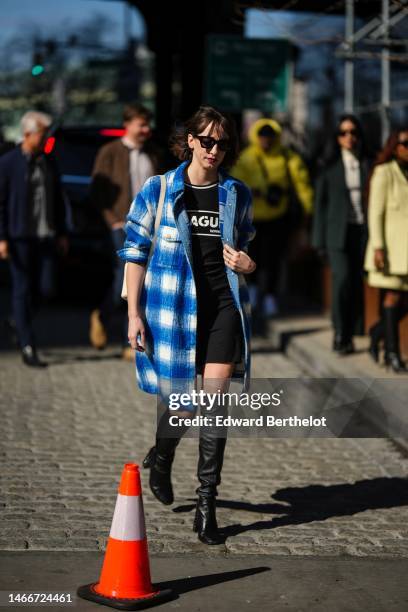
[398,140,408,149]
[338,128,359,137]
[194,134,230,152]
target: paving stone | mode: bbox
[1,319,408,556]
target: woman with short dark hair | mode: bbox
[118,106,256,544]
[313,114,370,354]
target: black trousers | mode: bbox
[328,224,366,340]
[9,238,57,348]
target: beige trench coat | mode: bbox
[365,160,408,277]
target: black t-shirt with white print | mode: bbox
[184,181,234,306]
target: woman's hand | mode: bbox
[374,248,385,271]
[223,244,256,274]
[128,315,146,352]
[0,240,9,260]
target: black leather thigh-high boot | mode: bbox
[193,399,227,545]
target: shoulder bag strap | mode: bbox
[256,155,270,184]
[146,174,166,267]
[121,174,166,300]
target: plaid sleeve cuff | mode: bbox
[117,245,149,265]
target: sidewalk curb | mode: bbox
[268,318,408,456]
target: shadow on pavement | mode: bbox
[157,565,270,598]
[278,325,329,351]
[173,476,408,540]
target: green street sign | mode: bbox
[205,35,292,113]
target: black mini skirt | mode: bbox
[195,299,243,373]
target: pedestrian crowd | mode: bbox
[0,105,407,372]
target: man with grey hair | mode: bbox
[20,110,52,136]
[0,110,68,367]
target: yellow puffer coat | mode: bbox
[231,118,313,222]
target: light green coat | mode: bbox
[364,160,408,275]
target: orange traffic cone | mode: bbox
[78,462,173,610]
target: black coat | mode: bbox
[312,156,369,251]
[0,145,66,240]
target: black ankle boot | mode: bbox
[333,334,354,355]
[21,345,48,368]
[193,495,224,545]
[384,306,407,373]
[149,447,176,506]
[145,408,191,505]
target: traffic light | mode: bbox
[31,52,44,76]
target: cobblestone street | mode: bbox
[1,314,408,559]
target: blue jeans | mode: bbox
[9,238,57,348]
[99,228,127,344]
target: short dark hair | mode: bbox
[169,105,239,169]
[123,103,152,123]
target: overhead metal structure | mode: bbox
[337,0,408,142]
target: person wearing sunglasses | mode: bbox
[118,106,256,544]
[313,114,370,355]
[364,128,408,372]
